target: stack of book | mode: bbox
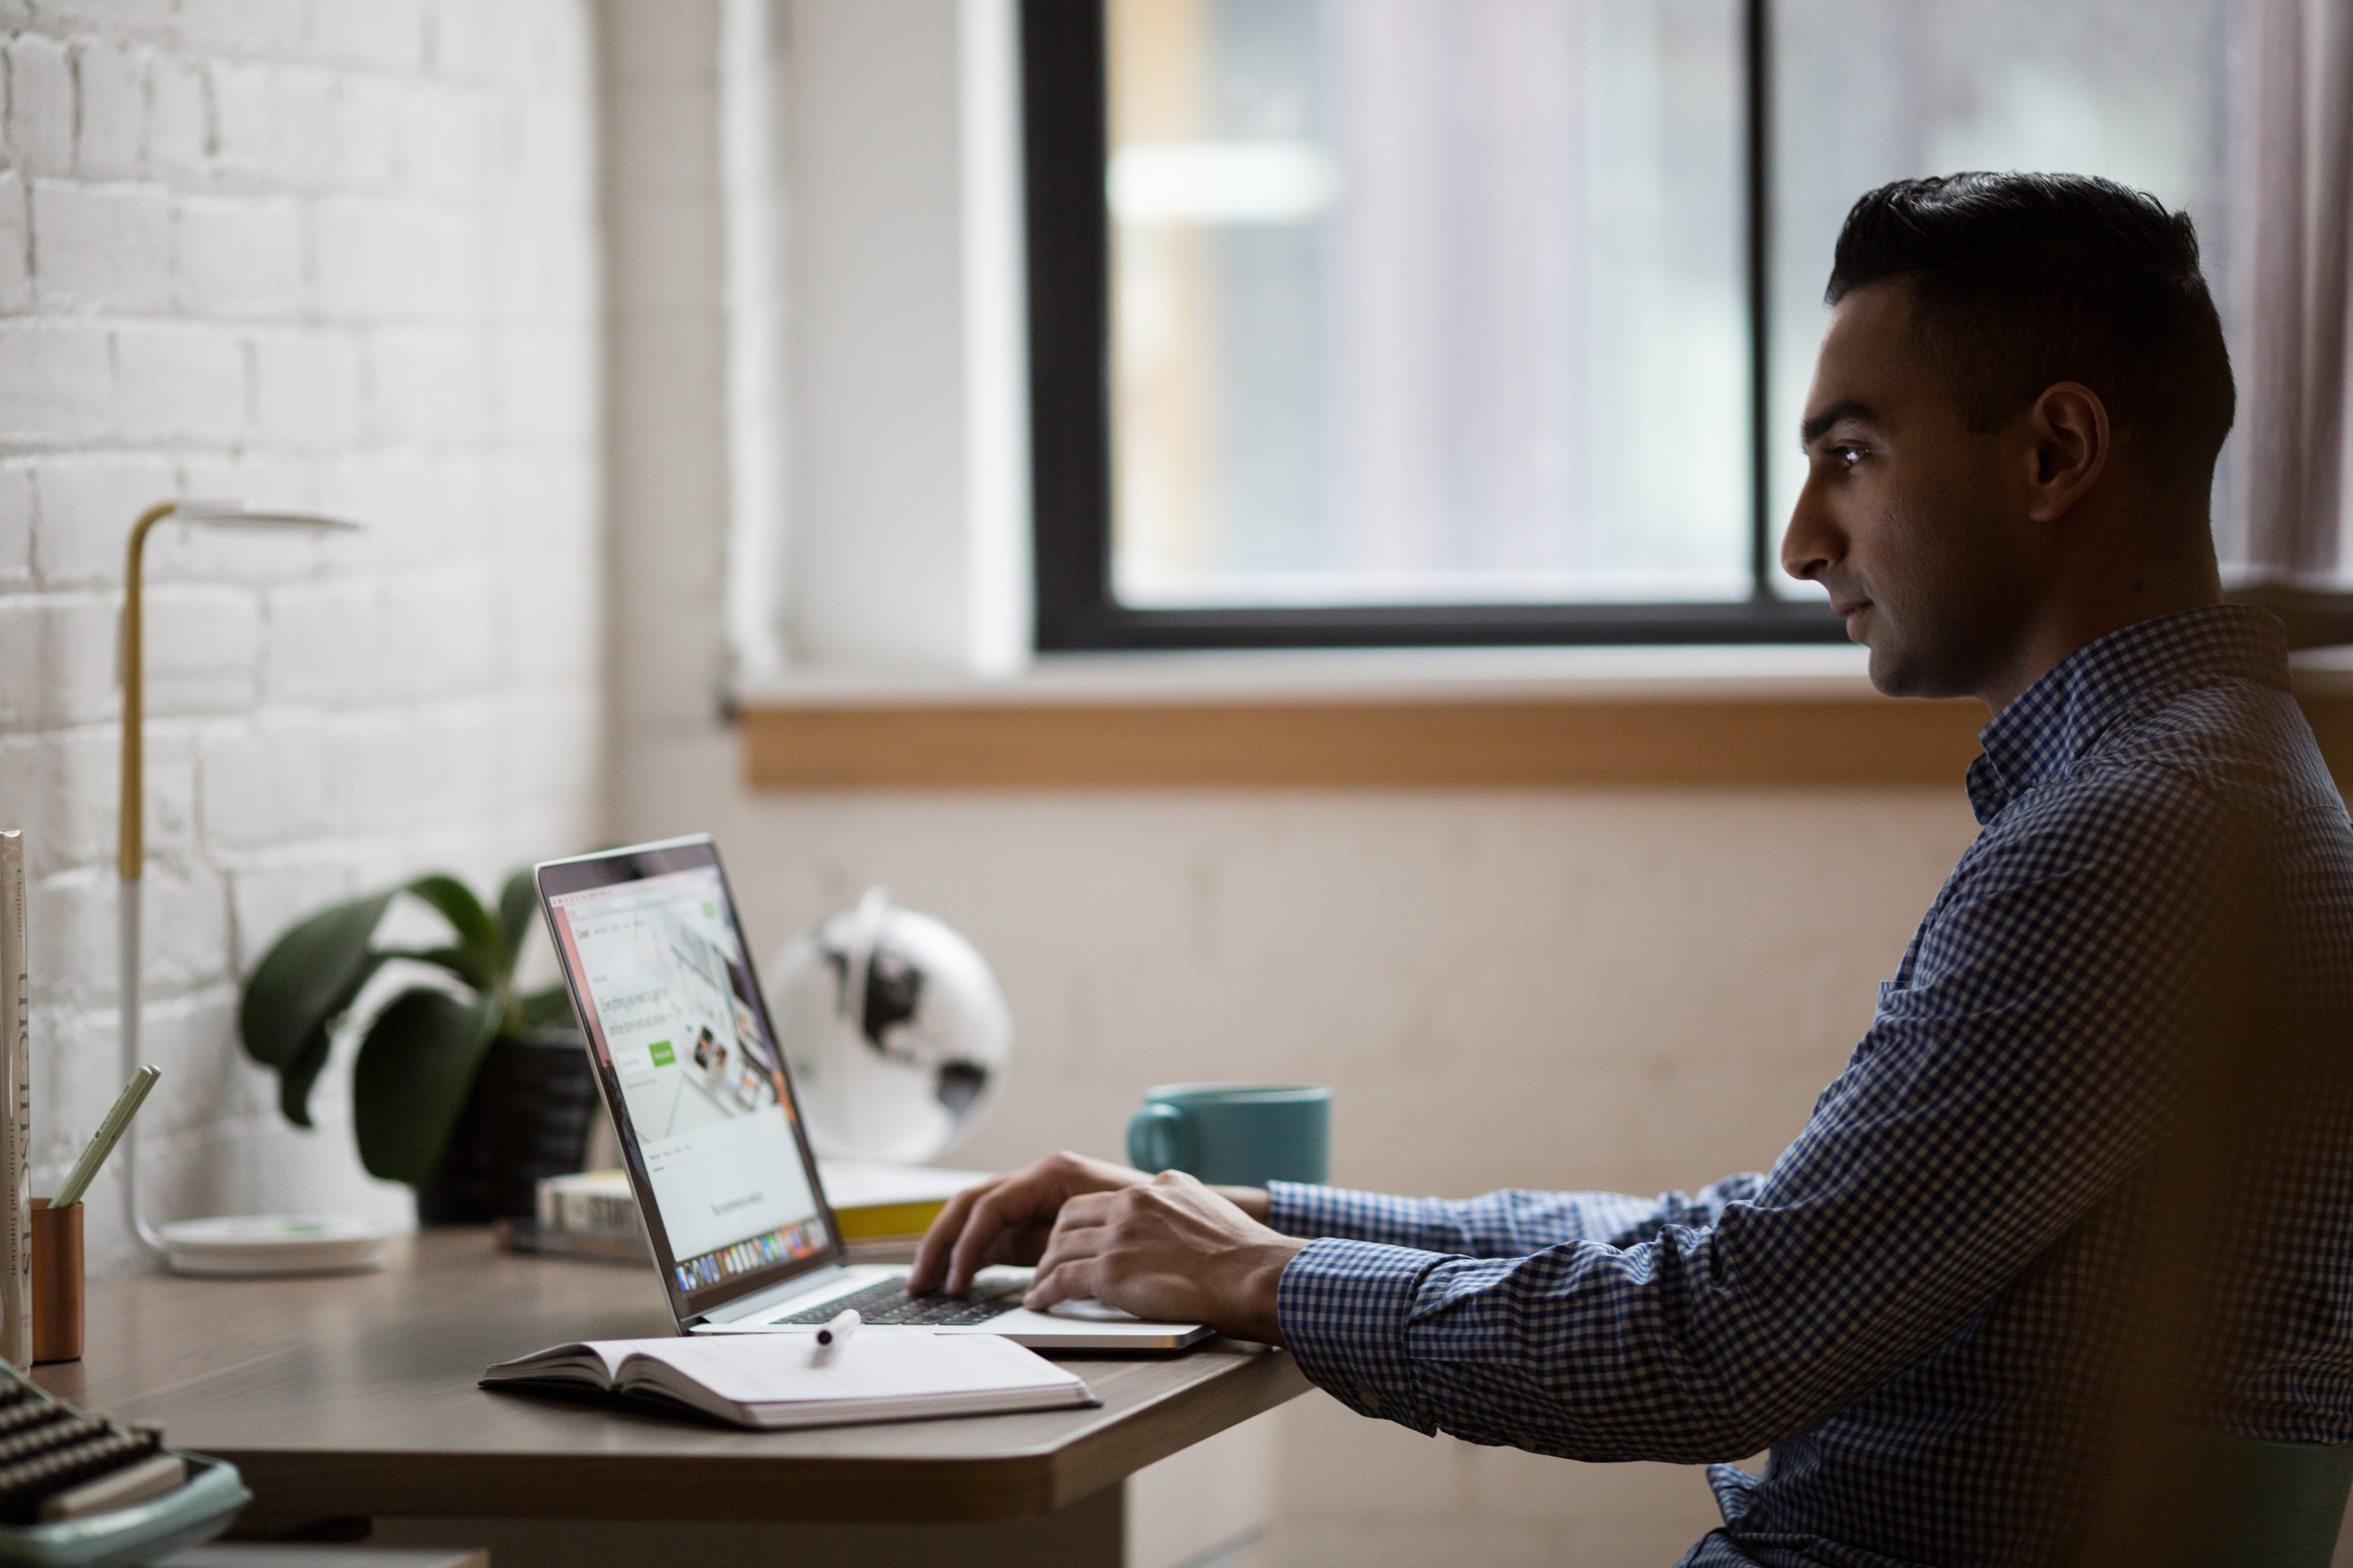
[817,1161,993,1261]
[495,1169,650,1263]
[499,1161,990,1266]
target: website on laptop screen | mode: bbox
[547,867,829,1296]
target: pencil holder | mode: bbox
[31,1198,83,1364]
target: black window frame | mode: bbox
[1022,0,1844,651]
[1023,1,2353,655]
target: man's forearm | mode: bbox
[1260,1180,1764,1255]
[1213,1186,1271,1223]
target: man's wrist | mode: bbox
[1226,1236,1307,1343]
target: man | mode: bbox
[911,174,2353,1566]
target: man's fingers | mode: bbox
[982,1218,1048,1269]
[1029,1211,1111,1287]
[944,1182,1048,1293]
[1053,1189,1116,1232]
[913,1152,1151,1295]
[908,1181,991,1292]
[912,1177,1015,1292]
[1025,1255,1101,1311]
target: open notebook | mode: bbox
[482,1330,1096,1430]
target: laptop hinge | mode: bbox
[699,1263,849,1326]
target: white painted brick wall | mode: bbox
[29,181,175,312]
[5,36,74,178]
[0,0,604,1276]
[176,196,304,318]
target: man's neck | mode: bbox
[1974,562,2223,716]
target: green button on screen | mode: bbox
[648,1040,676,1067]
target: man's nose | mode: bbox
[1780,476,1841,584]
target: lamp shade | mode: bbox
[167,501,362,531]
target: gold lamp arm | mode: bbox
[118,499,176,1253]
[115,498,360,1261]
[119,501,176,885]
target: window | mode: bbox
[1766,0,2239,537]
[1024,0,2245,651]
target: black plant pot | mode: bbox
[414,1026,601,1225]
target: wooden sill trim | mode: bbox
[741,695,1986,790]
[743,687,2353,793]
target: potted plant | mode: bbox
[238,870,600,1223]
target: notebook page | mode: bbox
[625,1331,1083,1406]
[483,1341,636,1383]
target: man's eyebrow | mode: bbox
[1799,398,1876,447]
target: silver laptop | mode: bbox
[536,836,1210,1351]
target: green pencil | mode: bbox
[52,1066,160,1210]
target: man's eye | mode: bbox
[1830,444,1864,470]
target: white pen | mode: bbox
[814,1307,860,1350]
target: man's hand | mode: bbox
[910,1152,1277,1298]
[1023,1170,1306,1344]
[909,1151,1153,1295]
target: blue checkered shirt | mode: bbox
[1268,606,2353,1567]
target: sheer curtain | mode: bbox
[2228,0,2353,592]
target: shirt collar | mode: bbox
[1963,604,2291,824]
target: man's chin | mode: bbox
[1867,641,1979,703]
[1864,642,1924,699]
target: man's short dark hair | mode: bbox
[1826,172,2235,496]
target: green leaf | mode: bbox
[498,870,539,977]
[276,1036,329,1128]
[404,875,504,994]
[240,892,395,1066]
[273,993,356,1131]
[351,989,504,1184]
[239,891,397,1128]
[406,946,488,986]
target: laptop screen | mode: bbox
[539,838,840,1319]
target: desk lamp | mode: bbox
[119,501,392,1275]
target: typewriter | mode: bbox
[0,1362,246,1566]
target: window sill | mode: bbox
[739,645,1952,790]
[735,645,2353,792]
[739,642,1882,707]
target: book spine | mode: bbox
[496,1217,652,1265]
[831,1199,950,1242]
[534,1176,641,1238]
[0,834,28,1369]
[557,1190,640,1237]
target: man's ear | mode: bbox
[2022,382,2110,523]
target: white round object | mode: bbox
[768,889,1013,1164]
[158,1214,400,1277]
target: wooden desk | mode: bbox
[166,1551,486,1568]
[34,1230,1309,1567]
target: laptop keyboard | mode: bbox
[773,1275,1027,1329]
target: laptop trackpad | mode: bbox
[1044,1296,1140,1322]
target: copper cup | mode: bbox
[30,1199,82,1364]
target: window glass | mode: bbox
[1107,0,1749,609]
[1768,0,2240,594]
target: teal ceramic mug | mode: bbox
[1126,1082,1331,1187]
